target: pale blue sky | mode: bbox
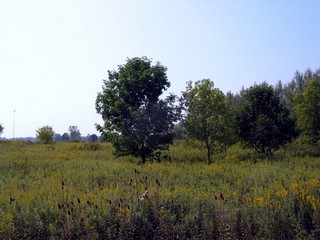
[1,0,320,138]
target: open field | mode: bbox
[0,141,320,239]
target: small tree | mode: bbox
[96,56,181,163]
[236,83,295,154]
[36,125,55,144]
[69,126,81,142]
[294,78,320,144]
[183,79,234,164]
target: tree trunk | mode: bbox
[206,141,212,164]
[140,141,147,164]
[141,155,146,164]
[207,149,212,164]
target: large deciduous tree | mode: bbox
[96,57,181,163]
[294,78,320,144]
[236,83,295,154]
[183,79,234,164]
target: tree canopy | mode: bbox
[182,79,234,164]
[36,125,55,144]
[236,83,295,154]
[294,78,320,144]
[96,57,181,163]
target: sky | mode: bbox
[1,0,320,138]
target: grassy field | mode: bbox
[0,141,319,239]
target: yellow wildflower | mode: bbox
[306,195,318,210]
[300,188,308,201]
[308,179,320,187]
[290,182,299,192]
[276,189,288,199]
[255,196,265,207]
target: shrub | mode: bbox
[36,126,55,144]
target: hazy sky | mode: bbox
[1,0,320,138]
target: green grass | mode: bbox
[0,141,319,239]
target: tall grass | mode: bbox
[0,141,319,239]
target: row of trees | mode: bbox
[36,125,98,144]
[96,57,320,163]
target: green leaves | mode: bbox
[183,79,234,164]
[96,57,181,163]
[294,78,320,144]
[36,125,55,144]
[236,83,295,154]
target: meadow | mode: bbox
[0,141,319,239]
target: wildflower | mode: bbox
[309,178,320,186]
[276,189,288,199]
[306,195,318,210]
[300,188,308,200]
[255,196,265,207]
[290,182,299,192]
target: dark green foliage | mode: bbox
[236,82,295,154]
[96,57,181,163]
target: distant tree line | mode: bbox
[96,56,320,163]
[35,125,99,144]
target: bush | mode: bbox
[36,126,54,144]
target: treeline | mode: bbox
[96,57,320,163]
[35,125,99,144]
[177,68,320,163]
